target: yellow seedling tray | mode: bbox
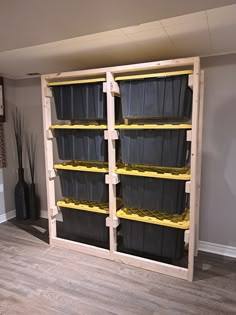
[117,207,190,230]
[48,78,106,86]
[116,164,190,180]
[54,161,108,173]
[50,124,107,130]
[115,70,192,81]
[57,199,109,214]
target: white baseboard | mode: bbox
[0,209,16,223]
[199,241,236,258]
[40,210,48,219]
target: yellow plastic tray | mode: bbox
[48,78,106,86]
[54,161,108,173]
[50,124,107,130]
[115,123,192,130]
[115,70,192,81]
[117,207,189,229]
[116,164,190,180]
[57,199,109,214]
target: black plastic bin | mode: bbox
[119,74,192,120]
[119,129,188,167]
[60,207,109,248]
[55,129,107,162]
[121,175,186,214]
[119,219,185,260]
[58,170,108,203]
[52,82,106,120]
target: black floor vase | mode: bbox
[29,183,39,220]
[15,168,29,220]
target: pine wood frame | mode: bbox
[41,57,203,281]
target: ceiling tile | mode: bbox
[207,4,236,53]
[161,11,208,35]
[207,4,236,27]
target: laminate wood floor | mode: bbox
[0,219,236,315]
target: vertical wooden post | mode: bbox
[188,57,200,281]
[41,77,57,244]
[106,72,118,255]
[194,70,204,256]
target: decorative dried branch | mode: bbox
[26,133,37,183]
[12,108,24,169]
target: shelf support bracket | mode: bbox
[187,130,192,142]
[48,169,57,180]
[185,181,191,193]
[105,173,120,185]
[106,216,120,228]
[104,130,119,140]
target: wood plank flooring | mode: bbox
[0,219,236,314]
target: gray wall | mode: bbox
[1,54,236,247]
[200,54,236,247]
[2,78,17,214]
[14,78,47,212]
[0,169,6,215]
[1,77,47,215]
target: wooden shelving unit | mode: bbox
[41,57,203,281]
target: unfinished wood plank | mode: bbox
[187,57,200,281]
[195,70,204,256]
[106,72,118,256]
[41,77,57,243]
[43,57,195,80]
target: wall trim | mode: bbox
[199,241,236,258]
[0,209,16,224]
[40,210,48,219]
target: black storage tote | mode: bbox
[119,129,188,167]
[121,175,186,214]
[119,219,185,260]
[55,129,107,162]
[119,74,192,120]
[58,170,108,203]
[60,208,109,248]
[52,82,106,120]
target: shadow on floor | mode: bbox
[7,218,236,282]
[9,217,49,244]
[194,251,236,281]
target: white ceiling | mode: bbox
[1,0,234,52]
[1,3,236,78]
